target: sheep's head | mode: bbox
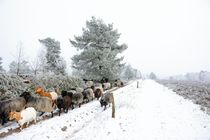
[35,87,44,93]
[9,111,15,120]
[61,90,67,97]
[20,91,31,101]
[100,99,106,106]
[9,111,22,121]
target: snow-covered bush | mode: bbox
[0,74,28,101]
[0,73,84,101]
[30,72,84,92]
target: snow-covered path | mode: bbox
[3,80,210,140]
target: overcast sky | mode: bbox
[0,0,209,78]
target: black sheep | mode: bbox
[100,92,114,110]
[57,91,73,116]
[0,97,26,125]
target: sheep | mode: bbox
[76,87,84,93]
[114,79,124,87]
[20,91,55,117]
[35,87,58,100]
[35,87,52,99]
[94,88,103,100]
[102,82,111,90]
[68,89,77,94]
[83,79,94,88]
[82,88,94,103]
[101,77,109,83]
[9,107,36,130]
[56,91,73,116]
[94,83,103,89]
[56,97,65,116]
[72,92,84,109]
[93,84,103,100]
[100,92,114,110]
[0,97,26,125]
[35,87,58,107]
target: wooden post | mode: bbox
[137,81,139,88]
[111,93,115,118]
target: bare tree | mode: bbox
[9,41,31,75]
[29,47,48,76]
[38,48,47,74]
[15,42,24,75]
[30,58,40,76]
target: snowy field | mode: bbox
[2,80,210,140]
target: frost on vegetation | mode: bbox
[70,17,127,81]
[0,72,84,101]
[0,74,28,100]
[30,72,84,92]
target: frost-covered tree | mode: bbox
[199,71,210,82]
[70,17,127,80]
[9,60,31,74]
[11,42,25,75]
[199,71,205,81]
[30,58,41,76]
[121,65,141,80]
[149,72,157,80]
[185,72,199,81]
[122,65,135,80]
[29,49,47,76]
[37,49,48,74]
[0,57,5,73]
[39,38,66,75]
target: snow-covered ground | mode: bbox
[2,80,210,140]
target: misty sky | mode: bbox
[0,0,209,78]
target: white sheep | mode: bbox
[76,87,84,93]
[86,81,94,88]
[9,107,37,130]
[102,82,111,90]
[49,91,58,100]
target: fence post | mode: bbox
[111,93,115,118]
[137,81,139,88]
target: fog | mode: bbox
[0,0,209,78]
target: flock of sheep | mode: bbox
[0,79,124,130]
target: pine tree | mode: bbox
[70,17,127,80]
[121,65,141,80]
[149,72,157,80]
[39,38,66,75]
[123,65,135,80]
